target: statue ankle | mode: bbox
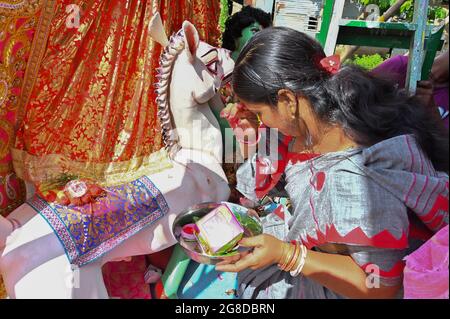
[0,217,21,247]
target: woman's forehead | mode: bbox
[239,100,270,110]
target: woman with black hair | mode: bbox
[217,27,449,299]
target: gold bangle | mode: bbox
[277,242,290,270]
[280,243,289,265]
[280,243,295,271]
[284,243,297,271]
[286,242,300,272]
[290,245,308,277]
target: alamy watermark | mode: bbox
[365,264,381,289]
[66,4,81,29]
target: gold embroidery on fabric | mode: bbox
[12,147,173,187]
[10,0,220,187]
[1,1,44,220]
[0,276,5,299]
[15,0,56,129]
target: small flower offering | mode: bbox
[181,224,198,242]
[195,204,244,255]
[65,180,88,199]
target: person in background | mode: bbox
[222,5,272,61]
[372,51,449,128]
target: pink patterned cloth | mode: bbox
[102,256,152,299]
[403,225,449,299]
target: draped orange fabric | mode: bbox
[12,0,221,187]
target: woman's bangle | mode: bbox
[285,241,300,272]
[277,242,289,269]
[290,244,308,277]
[278,243,290,270]
[278,242,293,271]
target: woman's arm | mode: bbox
[216,234,401,299]
[301,248,401,299]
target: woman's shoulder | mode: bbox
[325,134,436,175]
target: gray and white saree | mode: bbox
[236,135,449,299]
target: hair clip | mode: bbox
[320,54,341,75]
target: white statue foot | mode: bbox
[0,216,13,248]
[0,204,109,299]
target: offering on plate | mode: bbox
[172,202,264,265]
[194,204,244,255]
[181,224,198,242]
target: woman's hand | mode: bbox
[430,51,449,85]
[220,103,260,159]
[220,103,260,142]
[215,234,285,272]
[416,80,435,109]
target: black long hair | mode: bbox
[222,6,272,52]
[233,27,449,172]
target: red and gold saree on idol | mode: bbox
[0,0,42,299]
[0,0,222,299]
[13,0,221,186]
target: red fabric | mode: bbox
[102,245,174,299]
[146,246,174,271]
[409,217,434,242]
[304,224,409,250]
[255,134,319,199]
[13,0,222,185]
[102,256,152,299]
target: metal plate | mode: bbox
[172,202,263,265]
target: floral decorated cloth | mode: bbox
[102,255,152,299]
[27,175,169,267]
[0,0,42,300]
[0,2,39,216]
